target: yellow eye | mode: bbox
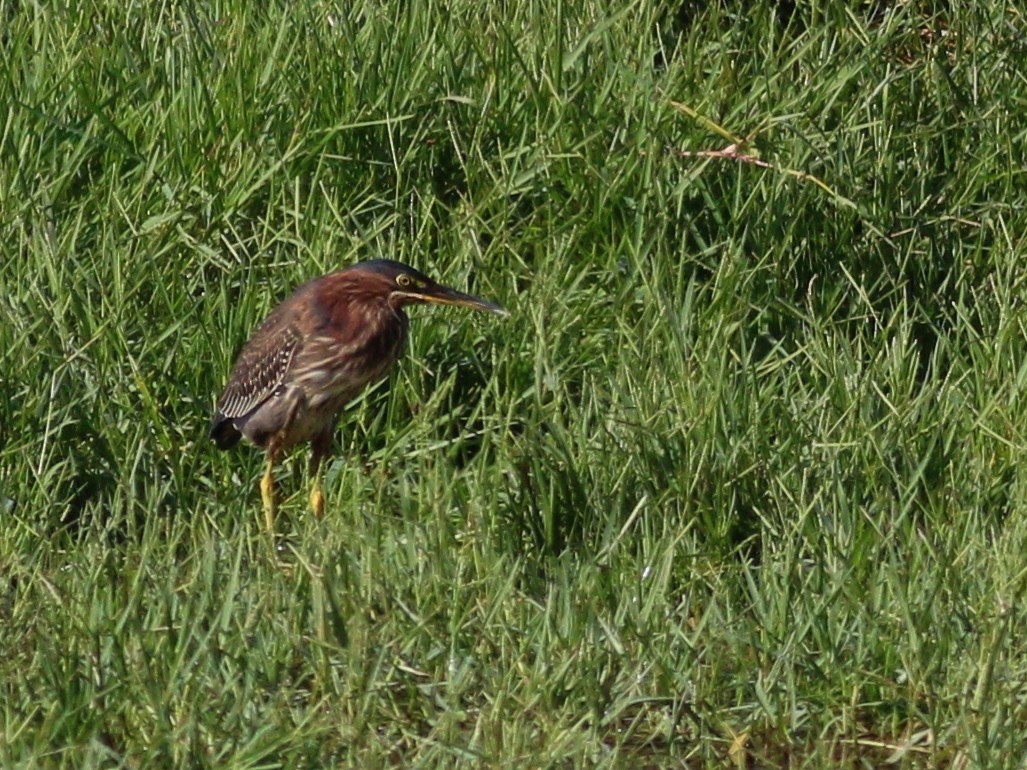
[396,274,412,287]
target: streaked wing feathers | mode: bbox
[216,318,304,419]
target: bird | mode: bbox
[210,259,507,533]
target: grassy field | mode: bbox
[3,1,1027,767]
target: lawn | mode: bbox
[3,1,1027,767]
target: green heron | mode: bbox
[210,259,507,531]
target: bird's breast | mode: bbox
[292,317,407,408]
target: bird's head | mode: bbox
[348,260,509,316]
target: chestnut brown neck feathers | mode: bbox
[304,270,408,337]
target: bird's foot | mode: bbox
[309,481,325,518]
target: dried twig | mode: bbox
[667,99,858,210]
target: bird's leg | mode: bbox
[262,390,304,535]
[261,439,282,534]
[309,480,325,519]
[308,430,332,518]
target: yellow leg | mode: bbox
[309,477,325,518]
[309,430,332,519]
[260,455,276,534]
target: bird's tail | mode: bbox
[209,415,242,450]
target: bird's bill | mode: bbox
[400,285,509,316]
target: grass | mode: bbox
[3,0,1027,767]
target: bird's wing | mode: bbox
[215,315,305,420]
